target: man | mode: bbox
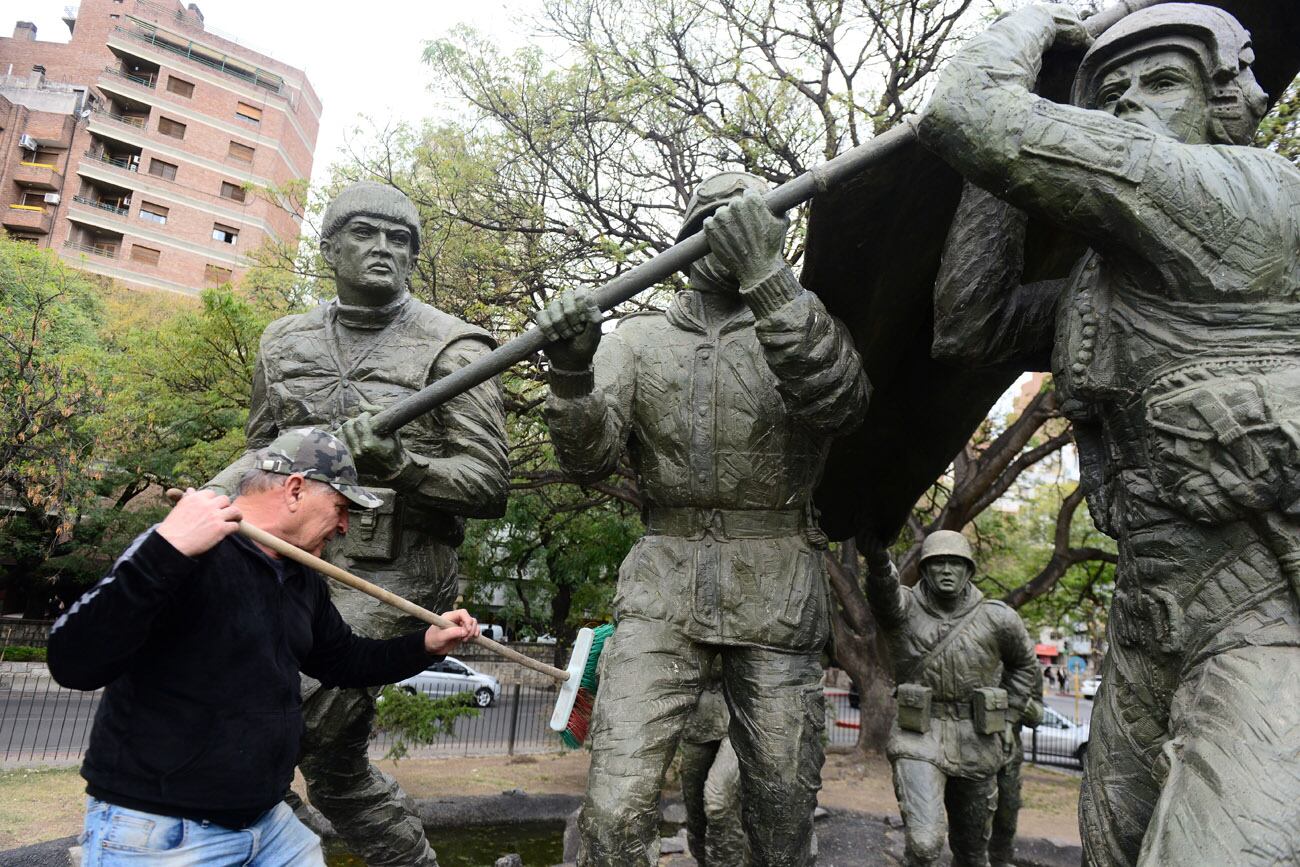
[537,174,868,865]
[678,661,748,867]
[864,531,1038,867]
[207,182,509,866]
[919,5,1300,863]
[48,428,479,865]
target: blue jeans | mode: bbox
[80,797,326,866]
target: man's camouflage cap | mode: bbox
[255,427,383,509]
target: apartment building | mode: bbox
[0,0,320,295]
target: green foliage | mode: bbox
[0,646,46,662]
[1258,76,1300,167]
[373,686,480,761]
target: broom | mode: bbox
[166,488,610,746]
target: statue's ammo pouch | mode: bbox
[971,686,1009,736]
[339,487,399,561]
[896,683,932,734]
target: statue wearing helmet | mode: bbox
[920,4,1300,865]
[207,181,510,867]
[864,532,1038,867]
[536,173,868,865]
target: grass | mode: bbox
[0,765,85,849]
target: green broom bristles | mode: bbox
[560,623,614,749]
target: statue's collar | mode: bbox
[331,291,411,330]
[666,290,753,335]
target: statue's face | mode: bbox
[1094,49,1210,144]
[321,215,414,303]
[921,555,972,599]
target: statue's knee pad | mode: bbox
[906,823,946,862]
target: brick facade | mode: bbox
[0,0,319,295]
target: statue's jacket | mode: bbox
[921,6,1300,667]
[866,568,1038,779]
[210,294,510,547]
[546,284,868,651]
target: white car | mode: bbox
[1022,706,1090,764]
[395,656,501,708]
[1080,676,1102,699]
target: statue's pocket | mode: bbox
[338,487,399,561]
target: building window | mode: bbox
[157,116,186,139]
[212,223,239,245]
[166,76,194,98]
[139,201,169,225]
[205,264,233,284]
[227,141,255,163]
[130,244,160,265]
[235,102,262,125]
[30,150,60,167]
[147,158,178,181]
[20,191,47,208]
[219,181,247,203]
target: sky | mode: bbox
[12,0,545,185]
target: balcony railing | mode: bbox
[112,25,283,95]
[89,107,147,129]
[72,196,129,217]
[64,241,119,259]
[85,151,139,172]
[101,66,157,89]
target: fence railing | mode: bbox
[72,196,129,217]
[102,66,156,89]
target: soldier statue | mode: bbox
[865,531,1039,867]
[678,660,749,867]
[536,173,868,865]
[919,4,1300,863]
[208,181,510,866]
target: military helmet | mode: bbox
[1071,3,1267,146]
[321,181,422,254]
[917,530,975,570]
[675,171,768,243]
[254,427,382,509]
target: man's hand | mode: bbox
[703,189,789,287]
[156,488,241,557]
[425,609,480,656]
[537,289,602,371]
[340,406,405,478]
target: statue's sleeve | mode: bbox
[745,266,869,437]
[863,561,908,631]
[543,328,637,485]
[996,605,1039,713]
[933,181,1063,365]
[919,6,1273,272]
[389,336,510,518]
[205,345,278,496]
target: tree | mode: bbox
[0,237,106,616]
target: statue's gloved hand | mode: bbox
[1042,5,1091,51]
[340,403,406,479]
[703,189,790,288]
[863,536,895,576]
[537,289,602,371]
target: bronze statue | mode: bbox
[865,531,1039,867]
[920,4,1300,864]
[208,182,510,867]
[536,173,868,865]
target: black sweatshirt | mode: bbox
[48,527,437,828]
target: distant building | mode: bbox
[0,0,319,294]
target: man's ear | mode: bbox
[283,474,305,509]
[320,235,337,270]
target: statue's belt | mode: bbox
[927,699,974,720]
[646,507,805,539]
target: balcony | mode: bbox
[3,205,54,234]
[89,107,148,131]
[110,24,284,95]
[83,150,140,175]
[71,196,130,219]
[63,240,120,260]
[101,65,156,89]
[13,161,64,191]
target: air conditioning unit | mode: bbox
[43,193,61,205]
[18,134,38,151]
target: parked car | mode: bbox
[1080,676,1102,699]
[1023,705,1090,764]
[395,656,501,707]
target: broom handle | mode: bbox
[165,490,570,683]
[371,120,918,436]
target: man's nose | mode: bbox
[1115,86,1143,115]
[372,232,391,253]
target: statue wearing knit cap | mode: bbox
[208,181,510,867]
